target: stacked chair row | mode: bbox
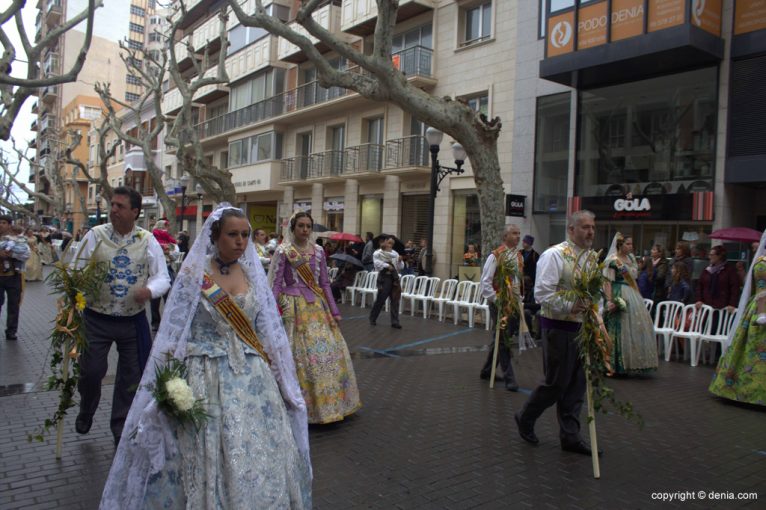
[651,300,737,367]
[342,273,492,330]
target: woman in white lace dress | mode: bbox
[100,206,311,509]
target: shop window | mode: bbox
[458,1,493,48]
[533,92,571,213]
[577,67,717,198]
[451,193,483,272]
[360,196,383,236]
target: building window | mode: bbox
[539,0,547,39]
[130,5,146,17]
[228,68,284,112]
[125,92,141,103]
[450,192,482,270]
[533,92,571,214]
[576,67,717,198]
[460,1,492,47]
[148,31,163,43]
[227,131,283,167]
[127,57,143,68]
[129,22,145,34]
[127,38,142,50]
[463,93,489,116]
[126,74,141,85]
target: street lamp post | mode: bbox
[95,192,101,225]
[424,127,466,276]
[194,183,204,237]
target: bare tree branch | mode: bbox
[0,0,102,140]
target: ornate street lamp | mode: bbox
[424,127,465,275]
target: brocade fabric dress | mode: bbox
[142,285,311,509]
[271,244,361,424]
[603,255,658,374]
[709,256,766,406]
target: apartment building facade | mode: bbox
[33,0,158,228]
[163,0,518,279]
[511,0,766,260]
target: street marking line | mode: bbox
[384,328,476,352]
[357,346,401,358]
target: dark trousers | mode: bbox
[0,273,22,337]
[150,266,173,328]
[519,326,586,445]
[369,272,400,326]
[481,303,517,377]
[78,310,142,440]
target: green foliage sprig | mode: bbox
[556,249,643,428]
[28,251,108,442]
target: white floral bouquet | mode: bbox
[151,353,209,429]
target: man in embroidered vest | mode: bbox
[479,224,524,391]
[515,210,603,457]
[0,214,30,341]
[74,187,171,446]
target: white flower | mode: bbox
[165,377,195,412]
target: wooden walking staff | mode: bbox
[584,350,600,479]
[488,321,501,389]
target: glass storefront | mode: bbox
[451,192,482,275]
[534,93,571,213]
[360,196,383,235]
[577,67,718,199]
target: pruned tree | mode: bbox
[163,6,233,203]
[0,0,103,140]
[227,0,505,259]
[0,139,59,218]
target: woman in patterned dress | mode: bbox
[709,230,766,407]
[603,233,658,374]
[100,206,311,509]
[270,211,361,424]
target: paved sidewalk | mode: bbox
[1,277,764,508]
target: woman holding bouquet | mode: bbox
[603,233,658,374]
[270,211,361,424]
[100,206,311,509]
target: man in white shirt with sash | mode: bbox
[74,187,171,446]
[515,210,602,457]
[252,228,271,270]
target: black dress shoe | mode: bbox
[514,412,538,445]
[75,414,93,434]
[5,334,17,341]
[479,370,490,380]
[369,320,376,326]
[505,367,519,391]
[391,323,402,329]
[561,441,603,456]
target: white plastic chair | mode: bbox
[328,267,339,281]
[695,306,737,366]
[428,279,458,321]
[345,270,367,305]
[401,276,428,315]
[643,298,654,314]
[397,274,416,314]
[450,280,477,326]
[670,304,711,366]
[412,277,440,318]
[358,271,379,308]
[467,282,490,330]
[653,300,684,360]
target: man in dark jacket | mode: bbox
[695,245,740,311]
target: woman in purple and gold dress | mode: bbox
[270,211,361,424]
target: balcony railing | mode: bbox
[309,150,346,178]
[280,156,312,182]
[386,136,428,168]
[344,143,384,174]
[391,46,432,77]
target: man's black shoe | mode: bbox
[5,334,17,341]
[75,414,93,434]
[505,375,519,392]
[561,441,603,456]
[479,370,490,380]
[514,412,538,445]
[369,320,376,326]
[391,323,402,329]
